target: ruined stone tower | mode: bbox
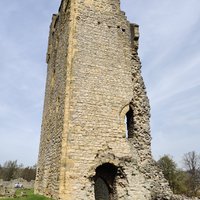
[35,0,173,199]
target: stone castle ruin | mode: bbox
[34,0,180,199]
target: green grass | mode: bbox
[0,189,53,200]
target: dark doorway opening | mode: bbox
[94,163,118,200]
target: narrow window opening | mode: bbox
[130,23,139,50]
[125,106,134,138]
[94,163,118,200]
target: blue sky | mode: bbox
[0,0,200,167]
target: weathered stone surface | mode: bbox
[34,0,181,199]
[0,178,34,189]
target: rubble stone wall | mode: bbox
[0,179,34,197]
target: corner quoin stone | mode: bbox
[34,0,176,199]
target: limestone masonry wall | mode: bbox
[35,0,179,199]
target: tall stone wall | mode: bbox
[35,1,72,196]
[35,0,174,199]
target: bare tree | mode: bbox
[183,151,200,196]
[183,151,200,173]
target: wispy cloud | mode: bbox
[121,0,200,166]
[0,0,199,166]
[0,0,60,166]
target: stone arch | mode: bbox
[94,163,118,200]
[119,104,130,120]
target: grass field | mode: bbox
[0,189,53,200]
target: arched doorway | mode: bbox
[94,163,118,200]
[95,177,110,200]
